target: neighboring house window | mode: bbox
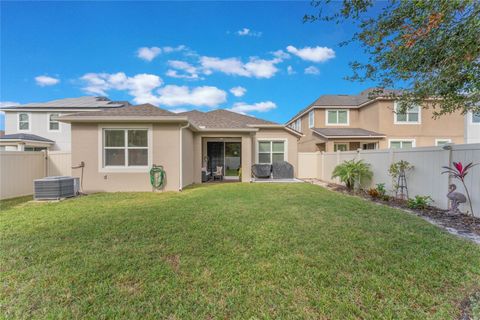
[389,139,415,149]
[48,113,60,131]
[326,110,349,125]
[334,143,348,152]
[296,118,302,132]
[472,112,480,123]
[435,139,451,146]
[18,113,30,131]
[308,111,314,128]
[394,102,420,124]
[258,140,285,164]
[103,129,149,167]
[25,147,47,151]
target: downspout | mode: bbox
[179,122,190,191]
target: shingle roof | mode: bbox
[61,104,176,117]
[286,88,403,124]
[179,109,277,129]
[312,128,385,138]
[0,96,126,110]
[0,133,54,143]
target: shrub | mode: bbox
[407,195,433,210]
[367,188,380,198]
[332,159,373,191]
[376,183,387,197]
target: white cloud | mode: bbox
[169,107,188,113]
[166,60,200,79]
[80,72,163,105]
[81,72,226,107]
[200,56,279,78]
[287,65,295,75]
[237,28,262,37]
[272,50,290,60]
[137,47,162,62]
[162,45,186,53]
[286,45,335,63]
[230,86,246,97]
[304,66,320,75]
[154,85,227,107]
[35,75,60,86]
[228,101,276,114]
[0,101,20,108]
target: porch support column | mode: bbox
[241,135,252,182]
[325,140,334,152]
[193,134,202,184]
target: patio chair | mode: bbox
[213,166,224,181]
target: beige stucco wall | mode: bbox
[71,123,182,193]
[290,100,465,152]
[181,128,194,188]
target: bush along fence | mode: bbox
[298,143,480,217]
[0,151,72,200]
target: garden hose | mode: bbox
[150,165,166,189]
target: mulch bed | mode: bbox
[327,183,480,237]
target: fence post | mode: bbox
[320,151,325,180]
[43,150,48,177]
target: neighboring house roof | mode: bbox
[312,128,386,139]
[58,104,302,136]
[179,109,276,129]
[0,96,127,110]
[287,88,403,124]
[58,104,188,123]
[0,133,55,143]
[0,130,4,137]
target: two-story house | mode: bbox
[286,88,465,152]
[0,96,127,151]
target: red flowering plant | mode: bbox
[442,162,478,216]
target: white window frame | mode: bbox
[17,113,31,132]
[393,102,421,124]
[325,109,349,126]
[469,111,480,124]
[47,113,61,132]
[334,143,348,152]
[256,138,288,164]
[388,139,416,149]
[97,124,153,173]
[308,111,314,128]
[435,138,452,146]
[295,118,302,132]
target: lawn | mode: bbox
[1,183,480,319]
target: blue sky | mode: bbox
[0,1,380,129]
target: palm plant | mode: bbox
[442,162,477,216]
[332,159,373,191]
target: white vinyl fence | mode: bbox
[298,144,480,217]
[0,151,72,200]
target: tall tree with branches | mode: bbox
[305,0,480,116]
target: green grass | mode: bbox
[1,183,479,319]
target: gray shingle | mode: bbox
[60,104,176,117]
[0,133,54,143]
[1,96,126,110]
[312,128,385,138]
[179,109,276,129]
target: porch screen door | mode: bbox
[207,142,225,174]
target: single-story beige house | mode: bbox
[58,104,302,192]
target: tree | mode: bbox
[304,0,480,116]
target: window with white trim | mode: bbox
[389,140,414,149]
[394,103,420,123]
[308,110,314,128]
[295,118,302,132]
[473,112,480,123]
[435,139,451,146]
[334,143,348,152]
[326,110,348,125]
[258,140,285,164]
[18,113,29,131]
[103,129,148,167]
[48,113,60,131]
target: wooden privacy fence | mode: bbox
[298,144,480,217]
[0,151,72,200]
